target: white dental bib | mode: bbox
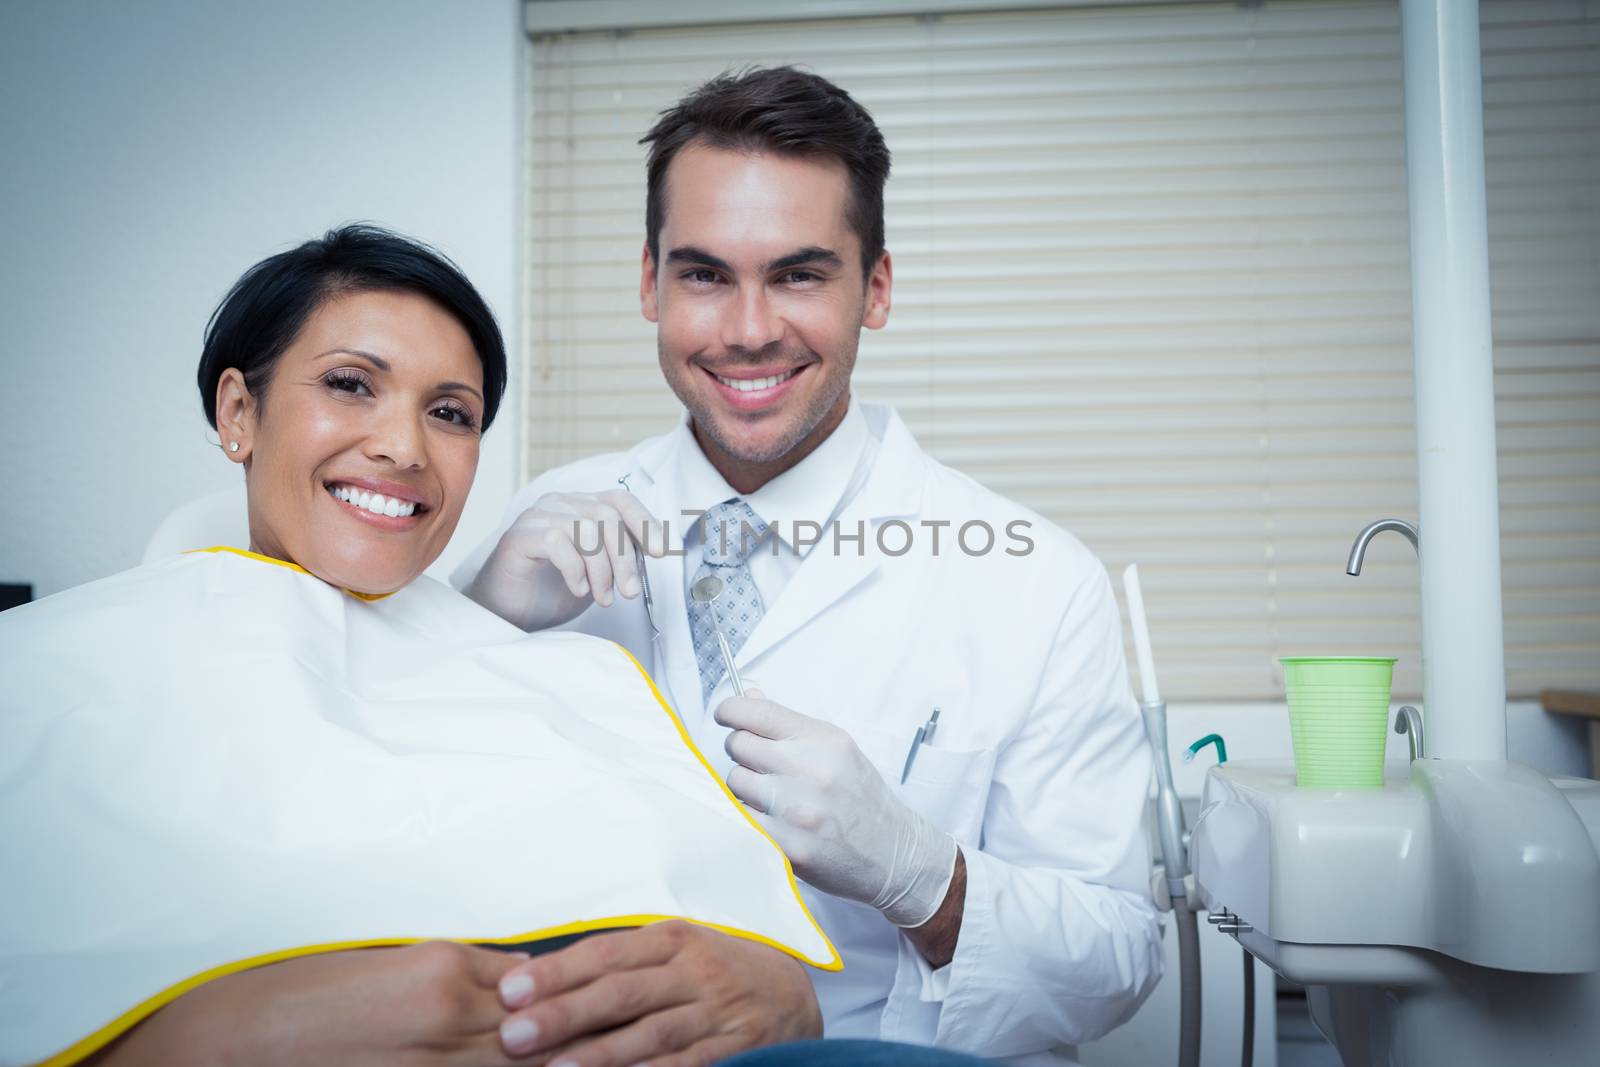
[0,548,836,1067]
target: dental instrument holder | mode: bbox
[1142,699,1191,908]
[1140,698,1202,1067]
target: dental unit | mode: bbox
[1137,4,1600,1064]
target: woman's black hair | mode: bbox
[197,224,507,430]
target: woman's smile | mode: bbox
[323,474,434,530]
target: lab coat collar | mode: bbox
[850,402,927,520]
[744,401,869,553]
[622,422,702,549]
[732,402,927,670]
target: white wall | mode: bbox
[0,0,523,598]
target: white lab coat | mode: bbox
[456,403,1163,1063]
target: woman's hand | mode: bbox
[495,922,822,1067]
[95,941,529,1067]
[465,490,665,632]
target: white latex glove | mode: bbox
[715,690,958,928]
[465,489,665,632]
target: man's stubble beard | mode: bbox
[661,337,857,467]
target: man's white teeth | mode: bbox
[715,368,798,392]
[328,485,416,518]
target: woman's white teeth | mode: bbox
[328,485,416,518]
[715,368,798,392]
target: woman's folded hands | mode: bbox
[494,921,822,1067]
[89,925,819,1067]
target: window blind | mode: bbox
[523,0,1599,701]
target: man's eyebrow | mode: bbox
[320,349,482,401]
[766,247,843,273]
[665,246,734,273]
[663,246,845,275]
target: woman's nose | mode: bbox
[364,410,425,469]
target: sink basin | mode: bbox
[1189,759,1600,1066]
[1191,758,1600,973]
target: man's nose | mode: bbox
[721,285,782,353]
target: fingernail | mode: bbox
[501,1017,539,1054]
[500,972,534,1008]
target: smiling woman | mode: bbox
[0,226,831,1067]
[198,225,505,595]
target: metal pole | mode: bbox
[1399,0,1507,761]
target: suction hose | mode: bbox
[1241,944,1255,1067]
[1175,905,1202,1067]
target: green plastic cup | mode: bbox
[1281,657,1396,789]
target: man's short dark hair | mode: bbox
[640,66,891,279]
[197,224,508,431]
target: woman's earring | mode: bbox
[229,442,240,453]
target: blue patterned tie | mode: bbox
[689,499,769,701]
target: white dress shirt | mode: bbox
[672,400,873,609]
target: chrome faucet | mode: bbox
[1346,518,1420,575]
[1348,518,1427,759]
[1395,705,1426,761]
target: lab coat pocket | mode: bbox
[856,724,995,842]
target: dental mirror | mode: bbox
[690,576,745,696]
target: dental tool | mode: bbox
[690,574,745,696]
[616,475,661,645]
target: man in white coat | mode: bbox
[456,67,1162,1063]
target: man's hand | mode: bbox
[494,922,820,1067]
[714,691,959,932]
[465,490,665,631]
[94,941,530,1067]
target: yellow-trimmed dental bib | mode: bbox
[0,547,837,1067]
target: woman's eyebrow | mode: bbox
[437,381,484,401]
[319,348,391,371]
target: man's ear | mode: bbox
[641,242,661,323]
[863,250,893,330]
[215,368,257,464]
